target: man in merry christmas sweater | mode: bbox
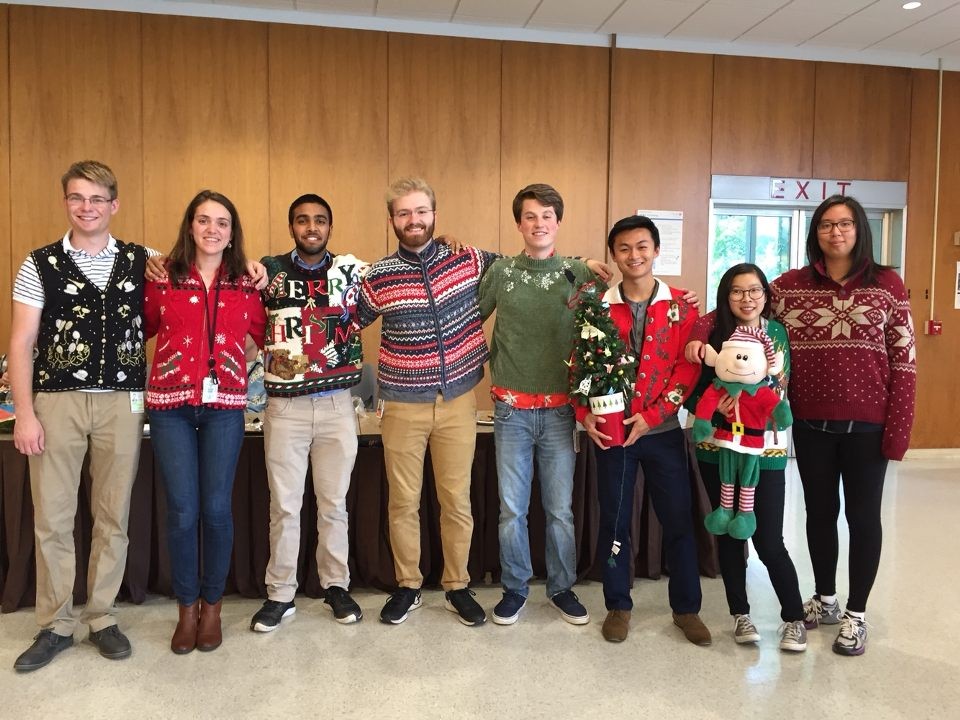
[249,194,368,632]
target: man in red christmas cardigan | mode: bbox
[579,215,707,645]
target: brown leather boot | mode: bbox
[197,599,223,652]
[171,601,199,654]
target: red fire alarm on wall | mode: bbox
[925,320,942,335]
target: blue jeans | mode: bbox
[494,401,577,598]
[149,405,245,605]
[594,427,702,613]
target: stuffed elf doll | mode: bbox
[693,326,792,540]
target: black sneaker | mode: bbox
[492,591,527,625]
[89,625,132,659]
[14,630,74,672]
[445,588,486,626]
[250,599,296,632]
[323,586,363,624]
[379,588,422,624]
[549,589,590,625]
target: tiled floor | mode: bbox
[1,456,957,719]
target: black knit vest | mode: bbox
[32,239,148,391]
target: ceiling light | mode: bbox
[902,2,922,9]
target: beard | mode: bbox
[393,219,435,250]
[294,234,329,259]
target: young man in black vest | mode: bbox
[9,161,153,671]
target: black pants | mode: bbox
[700,461,803,621]
[792,424,888,613]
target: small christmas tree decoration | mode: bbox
[567,282,637,447]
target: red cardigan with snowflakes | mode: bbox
[770,263,916,461]
[576,282,700,429]
[145,268,266,410]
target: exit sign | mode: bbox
[770,178,853,200]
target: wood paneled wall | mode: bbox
[609,50,714,296]
[0,6,9,349]
[0,4,957,447]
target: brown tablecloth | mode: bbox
[0,432,717,612]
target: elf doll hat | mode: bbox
[724,325,776,368]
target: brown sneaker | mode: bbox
[673,612,712,646]
[602,610,631,643]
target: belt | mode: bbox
[719,420,764,437]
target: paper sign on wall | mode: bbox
[637,209,683,276]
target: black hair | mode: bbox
[607,215,660,253]
[708,263,772,352]
[805,194,887,285]
[288,193,333,227]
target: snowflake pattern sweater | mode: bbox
[770,263,916,461]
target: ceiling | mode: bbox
[15,0,960,69]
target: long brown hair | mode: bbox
[167,190,248,283]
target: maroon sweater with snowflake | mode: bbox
[770,263,915,461]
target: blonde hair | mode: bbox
[385,177,436,216]
[61,160,118,199]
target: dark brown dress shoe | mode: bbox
[171,601,199,654]
[197,599,223,652]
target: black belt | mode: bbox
[719,420,765,437]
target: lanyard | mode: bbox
[203,272,223,381]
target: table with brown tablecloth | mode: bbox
[0,430,717,612]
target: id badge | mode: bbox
[129,391,145,414]
[375,398,385,419]
[201,376,219,404]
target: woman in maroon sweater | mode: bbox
[770,195,915,657]
[144,190,265,654]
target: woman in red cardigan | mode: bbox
[144,190,265,655]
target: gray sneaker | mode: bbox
[832,612,868,656]
[779,620,808,652]
[734,614,760,644]
[803,595,841,629]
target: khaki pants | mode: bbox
[380,391,476,591]
[263,390,358,601]
[29,391,144,634]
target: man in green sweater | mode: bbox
[478,184,604,626]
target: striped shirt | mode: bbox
[13,232,158,308]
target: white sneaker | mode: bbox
[832,612,868,656]
[734,614,760,644]
[778,620,808,652]
[803,594,841,629]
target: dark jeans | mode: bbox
[594,428,702,613]
[149,405,245,605]
[699,462,803,621]
[792,423,887,613]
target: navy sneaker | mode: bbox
[492,591,527,625]
[380,588,422,624]
[444,588,486,626]
[549,590,590,625]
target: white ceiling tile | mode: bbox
[869,5,960,53]
[525,0,625,32]
[739,9,849,45]
[376,0,459,22]
[296,0,375,12]
[598,0,703,36]
[454,0,539,25]
[669,2,779,41]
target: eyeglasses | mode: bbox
[65,193,113,207]
[817,219,855,234]
[729,287,765,301]
[393,207,434,221]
